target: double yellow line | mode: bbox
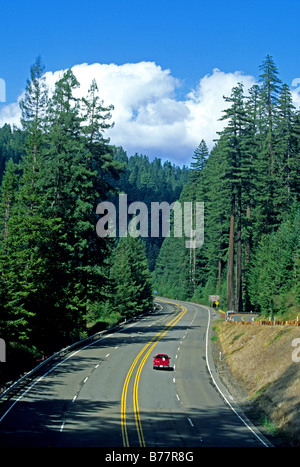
[121,300,187,447]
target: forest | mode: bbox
[154,55,300,318]
[0,57,188,378]
[0,55,299,378]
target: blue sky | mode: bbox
[1,0,300,165]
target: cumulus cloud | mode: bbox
[0,101,22,128]
[184,69,256,150]
[1,61,290,166]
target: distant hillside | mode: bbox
[111,146,189,270]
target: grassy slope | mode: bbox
[214,320,300,446]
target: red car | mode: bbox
[153,354,171,370]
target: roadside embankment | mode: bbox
[214,320,300,446]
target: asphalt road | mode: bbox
[0,298,271,447]
[228,313,259,322]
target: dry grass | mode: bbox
[216,321,300,445]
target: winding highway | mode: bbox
[0,298,271,447]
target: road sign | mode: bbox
[209,295,220,302]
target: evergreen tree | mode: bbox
[249,207,300,315]
[110,236,153,319]
[153,235,192,300]
[34,69,118,349]
[219,83,247,312]
[189,139,208,182]
[0,64,122,351]
[19,56,48,174]
[201,139,230,299]
[79,78,121,323]
[259,55,282,175]
[0,158,18,248]
[258,55,282,230]
[0,124,25,183]
[0,159,19,340]
[0,58,54,345]
[154,55,299,317]
[274,83,296,213]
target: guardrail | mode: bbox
[228,317,300,326]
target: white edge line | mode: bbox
[0,334,108,423]
[187,417,194,427]
[0,308,161,423]
[0,310,154,423]
[204,305,270,448]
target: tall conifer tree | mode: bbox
[190,139,208,182]
[110,236,153,319]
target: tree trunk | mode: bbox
[236,191,242,313]
[227,193,235,311]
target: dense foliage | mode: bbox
[153,56,300,317]
[0,58,162,359]
[111,147,189,270]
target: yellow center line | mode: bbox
[133,305,187,446]
[121,335,157,446]
[121,300,186,447]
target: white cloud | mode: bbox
[184,69,256,151]
[0,101,22,128]
[0,61,283,166]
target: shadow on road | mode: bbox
[0,397,272,447]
